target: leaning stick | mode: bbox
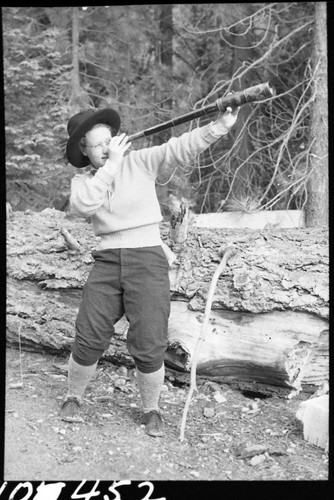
[179,245,236,442]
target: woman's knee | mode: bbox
[72,339,104,366]
[133,355,165,374]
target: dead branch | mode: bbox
[179,245,236,442]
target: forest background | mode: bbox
[2,3,328,227]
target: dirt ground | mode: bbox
[4,347,328,485]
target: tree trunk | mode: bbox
[6,209,329,395]
[69,7,89,110]
[71,7,80,95]
[305,2,328,227]
[152,4,174,146]
[227,4,260,208]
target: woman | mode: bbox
[62,105,238,437]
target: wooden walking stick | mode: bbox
[179,245,236,442]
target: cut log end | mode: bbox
[285,341,313,389]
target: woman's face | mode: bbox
[82,125,112,169]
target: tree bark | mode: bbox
[71,7,80,96]
[69,7,89,110]
[152,4,174,146]
[6,208,329,394]
[305,2,328,227]
[226,3,260,207]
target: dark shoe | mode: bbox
[61,397,84,423]
[142,410,164,437]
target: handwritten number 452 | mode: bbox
[73,481,166,500]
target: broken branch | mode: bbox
[60,227,81,251]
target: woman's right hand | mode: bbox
[104,133,132,176]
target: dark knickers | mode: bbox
[72,246,170,373]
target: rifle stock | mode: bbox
[127,82,275,142]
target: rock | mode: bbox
[9,382,24,389]
[248,401,259,411]
[213,391,226,403]
[249,454,266,466]
[99,413,114,419]
[117,366,128,377]
[114,378,127,389]
[296,395,329,450]
[203,407,215,418]
[238,444,267,459]
[190,470,200,478]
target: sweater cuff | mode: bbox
[207,120,230,138]
[200,122,230,144]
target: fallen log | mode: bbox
[167,301,328,389]
[6,278,328,394]
[6,208,329,394]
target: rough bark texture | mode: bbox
[6,208,329,394]
[305,1,328,227]
[166,219,328,320]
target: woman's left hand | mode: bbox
[216,106,239,130]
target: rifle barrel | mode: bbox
[127,82,275,142]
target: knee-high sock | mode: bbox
[66,353,97,400]
[136,364,165,413]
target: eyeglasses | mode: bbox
[86,137,112,150]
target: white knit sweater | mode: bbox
[70,122,227,249]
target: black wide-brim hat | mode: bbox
[66,108,121,168]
